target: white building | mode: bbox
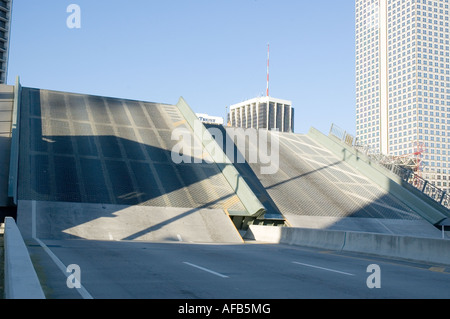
[228,96,294,133]
[0,0,12,84]
[356,0,450,190]
[196,113,224,125]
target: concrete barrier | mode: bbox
[343,231,450,266]
[246,225,450,266]
[4,217,45,299]
[246,225,346,251]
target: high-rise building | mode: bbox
[356,0,450,191]
[228,96,294,133]
[0,0,12,84]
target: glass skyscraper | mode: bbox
[0,0,12,84]
[356,0,450,190]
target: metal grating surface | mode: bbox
[17,88,245,212]
[226,128,422,221]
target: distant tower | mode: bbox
[228,43,295,133]
[266,43,270,97]
[0,0,12,84]
[228,96,294,133]
[355,0,450,191]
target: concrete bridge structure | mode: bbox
[1,78,450,299]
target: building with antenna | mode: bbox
[228,96,294,133]
[227,44,295,133]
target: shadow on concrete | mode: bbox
[15,87,247,242]
[0,135,11,208]
[0,206,16,223]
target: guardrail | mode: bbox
[329,123,450,212]
[4,217,45,299]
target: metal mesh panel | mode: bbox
[17,88,246,212]
[226,128,422,221]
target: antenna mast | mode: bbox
[266,43,270,97]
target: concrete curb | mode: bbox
[245,225,450,266]
[4,217,45,299]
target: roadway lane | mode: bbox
[27,239,450,299]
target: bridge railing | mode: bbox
[329,123,450,211]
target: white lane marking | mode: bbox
[32,200,94,299]
[292,261,355,276]
[183,262,229,278]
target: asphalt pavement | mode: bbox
[25,238,450,300]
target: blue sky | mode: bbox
[7,0,356,135]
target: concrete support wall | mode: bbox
[17,200,244,243]
[0,84,13,206]
[246,225,450,266]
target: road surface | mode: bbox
[26,238,450,300]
